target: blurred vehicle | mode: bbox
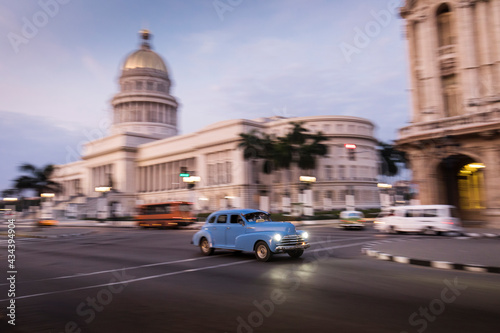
[38,208,57,226]
[38,219,58,226]
[191,209,310,262]
[339,210,365,230]
[135,201,196,228]
[373,205,462,235]
[3,209,16,220]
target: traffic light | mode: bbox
[179,166,190,177]
[345,144,356,161]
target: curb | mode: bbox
[462,232,500,239]
[362,240,500,274]
[1,230,96,239]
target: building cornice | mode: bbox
[83,146,138,160]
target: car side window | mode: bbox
[217,215,227,223]
[230,215,243,224]
[208,216,216,223]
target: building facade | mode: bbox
[397,0,500,226]
[52,30,381,217]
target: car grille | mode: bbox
[279,235,306,246]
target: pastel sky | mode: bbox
[0,0,410,192]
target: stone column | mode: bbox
[425,13,443,118]
[476,0,494,97]
[491,0,500,95]
[481,146,500,227]
[406,20,421,123]
[457,1,480,106]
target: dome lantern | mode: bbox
[122,29,168,72]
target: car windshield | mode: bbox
[244,212,272,222]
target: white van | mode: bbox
[373,205,462,235]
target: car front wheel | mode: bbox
[200,238,214,256]
[255,241,272,262]
[287,249,304,259]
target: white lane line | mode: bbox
[0,255,230,286]
[310,241,373,252]
[308,237,374,246]
[0,260,251,302]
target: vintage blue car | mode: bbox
[191,209,310,262]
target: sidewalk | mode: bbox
[363,237,500,274]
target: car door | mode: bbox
[212,214,228,247]
[225,214,246,248]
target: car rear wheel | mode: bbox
[287,249,304,259]
[200,238,214,256]
[255,241,272,262]
[422,227,438,236]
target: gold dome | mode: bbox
[122,30,167,72]
[123,49,167,72]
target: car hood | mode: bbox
[249,222,296,234]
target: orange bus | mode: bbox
[135,201,197,228]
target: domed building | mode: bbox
[52,31,381,218]
[111,30,178,140]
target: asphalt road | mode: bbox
[0,226,499,333]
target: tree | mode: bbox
[238,122,328,200]
[377,142,408,177]
[12,163,62,197]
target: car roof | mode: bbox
[209,209,267,215]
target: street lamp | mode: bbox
[299,176,316,217]
[2,197,18,220]
[377,183,393,208]
[40,193,56,223]
[95,186,112,221]
[183,177,201,208]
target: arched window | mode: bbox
[437,3,454,47]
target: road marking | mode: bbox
[0,254,232,286]
[308,236,374,245]
[310,241,373,252]
[0,260,251,302]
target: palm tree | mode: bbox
[378,142,408,177]
[13,163,62,197]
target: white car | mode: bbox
[339,210,365,230]
[373,205,463,235]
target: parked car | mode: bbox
[339,210,365,230]
[191,209,310,262]
[373,205,463,235]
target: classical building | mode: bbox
[397,0,500,226]
[52,30,381,218]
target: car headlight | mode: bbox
[302,232,309,239]
[273,234,282,242]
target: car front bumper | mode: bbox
[275,243,311,251]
